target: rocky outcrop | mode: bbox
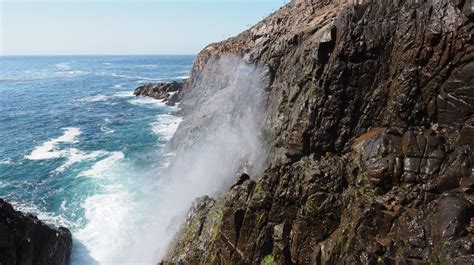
[0,199,72,265]
[166,128,473,264]
[134,81,185,106]
[163,0,474,264]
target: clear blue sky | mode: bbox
[0,0,287,55]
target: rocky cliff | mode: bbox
[0,199,72,265]
[163,0,474,264]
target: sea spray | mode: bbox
[2,54,270,264]
[125,55,271,262]
[0,55,196,265]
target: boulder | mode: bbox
[0,199,72,265]
[133,80,185,105]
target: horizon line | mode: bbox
[0,54,197,57]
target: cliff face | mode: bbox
[164,0,474,264]
[0,199,72,265]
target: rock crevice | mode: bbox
[163,0,473,264]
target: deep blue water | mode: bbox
[0,55,193,264]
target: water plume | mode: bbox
[129,55,271,262]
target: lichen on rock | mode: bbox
[162,0,474,264]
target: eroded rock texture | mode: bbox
[164,0,474,264]
[0,199,72,265]
[134,81,185,106]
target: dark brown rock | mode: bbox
[162,0,474,264]
[0,198,72,265]
[133,80,185,105]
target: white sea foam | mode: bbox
[10,201,72,229]
[113,84,123,88]
[24,127,106,172]
[151,115,183,141]
[128,97,167,108]
[55,149,107,173]
[55,63,71,70]
[0,159,12,165]
[73,151,138,264]
[136,64,158,68]
[74,184,134,264]
[55,63,87,77]
[66,71,87,77]
[114,91,134,98]
[0,180,8,188]
[70,106,184,264]
[100,126,115,134]
[99,72,160,81]
[26,127,81,160]
[80,95,108,103]
[80,152,125,178]
[176,75,189,79]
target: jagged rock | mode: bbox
[351,128,471,193]
[163,0,474,264]
[0,199,72,265]
[231,173,250,189]
[164,196,217,264]
[133,80,185,105]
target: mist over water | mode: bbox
[142,56,271,261]
[0,55,192,265]
[0,55,270,264]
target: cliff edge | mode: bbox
[0,199,72,265]
[164,0,474,264]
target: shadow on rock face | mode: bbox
[160,0,474,263]
[0,199,73,265]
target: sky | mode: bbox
[0,0,287,55]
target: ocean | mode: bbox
[0,55,194,264]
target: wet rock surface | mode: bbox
[133,80,185,106]
[163,0,473,264]
[0,199,72,265]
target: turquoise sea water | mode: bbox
[0,55,194,264]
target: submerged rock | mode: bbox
[0,198,72,265]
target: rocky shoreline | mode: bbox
[160,0,474,264]
[2,0,473,264]
[0,199,72,265]
[133,80,186,106]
